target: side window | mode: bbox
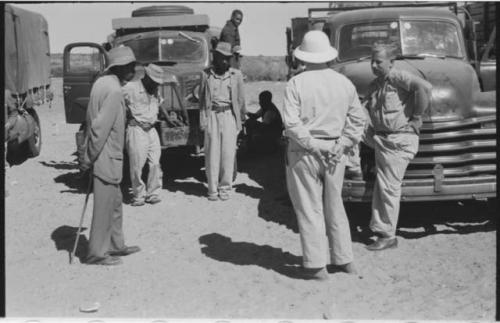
[67,46,105,73]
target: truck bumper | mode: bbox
[342,175,497,202]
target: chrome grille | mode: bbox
[405,115,497,179]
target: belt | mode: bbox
[129,119,155,131]
[313,136,339,141]
[212,105,232,113]
[375,130,414,137]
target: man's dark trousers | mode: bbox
[87,175,126,260]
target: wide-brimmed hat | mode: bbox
[213,42,233,57]
[104,46,137,71]
[144,64,164,84]
[294,30,338,64]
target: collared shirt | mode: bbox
[122,80,161,124]
[281,68,365,151]
[220,20,240,47]
[366,68,432,134]
[208,69,232,107]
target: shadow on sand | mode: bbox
[51,225,89,264]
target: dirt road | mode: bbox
[4,78,496,320]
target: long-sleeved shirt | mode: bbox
[219,20,240,48]
[122,80,161,124]
[281,68,366,151]
[366,68,432,134]
[85,74,126,184]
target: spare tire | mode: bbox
[132,5,194,17]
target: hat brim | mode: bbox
[213,48,233,57]
[146,73,163,84]
[294,47,338,63]
[104,58,138,72]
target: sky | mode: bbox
[14,1,333,56]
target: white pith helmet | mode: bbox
[294,30,338,64]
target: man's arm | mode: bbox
[394,71,432,134]
[220,24,237,46]
[236,71,246,121]
[87,90,122,163]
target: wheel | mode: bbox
[26,110,41,157]
[132,5,194,17]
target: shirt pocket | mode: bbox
[383,90,402,114]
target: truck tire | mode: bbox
[132,5,194,17]
[26,109,41,158]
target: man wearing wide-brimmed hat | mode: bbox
[199,41,246,201]
[80,46,141,266]
[123,63,165,206]
[280,31,366,279]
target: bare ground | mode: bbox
[4,78,496,320]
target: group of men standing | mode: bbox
[281,30,432,279]
[77,11,432,276]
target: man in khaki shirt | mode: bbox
[281,31,365,280]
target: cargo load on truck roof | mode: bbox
[4,4,51,96]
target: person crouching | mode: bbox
[199,41,246,201]
[123,64,165,206]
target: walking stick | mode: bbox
[69,170,93,264]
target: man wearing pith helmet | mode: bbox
[279,30,366,279]
[80,46,141,266]
[123,63,165,207]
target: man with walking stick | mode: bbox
[79,46,141,266]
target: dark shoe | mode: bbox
[108,245,141,257]
[131,200,145,207]
[366,237,398,251]
[301,267,329,281]
[326,262,358,275]
[86,256,122,266]
[146,196,161,204]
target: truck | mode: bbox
[4,4,53,165]
[286,2,496,202]
[62,5,221,158]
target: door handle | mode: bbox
[63,85,72,90]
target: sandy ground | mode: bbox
[4,78,497,320]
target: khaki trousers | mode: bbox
[126,126,162,203]
[87,176,126,260]
[370,133,419,238]
[204,110,238,197]
[286,147,354,268]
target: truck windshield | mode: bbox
[338,20,463,61]
[401,20,463,58]
[123,35,205,63]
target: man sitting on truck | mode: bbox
[219,9,243,69]
[360,44,432,251]
[123,64,165,206]
[199,41,246,201]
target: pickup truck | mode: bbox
[286,2,496,202]
[62,5,221,157]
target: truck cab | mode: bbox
[63,5,220,153]
[286,3,496,202]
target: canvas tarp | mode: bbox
[4,4,51,96]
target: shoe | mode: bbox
[108,245,141,257]
[366,237,398,251]
[131,200,145,207]
[336,262,358,275]
[208,195,218,201]
[219,193,230,201]
[86,256,123,266]
[146,196,161,204]
[301,267,329,281]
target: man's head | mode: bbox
[106,46,137,83]
[142,64,164,94]
[231,9,243,27]
[293,30,338,69]
[259,91,273,107]
[213,42,233,74]
[371,44,396,78]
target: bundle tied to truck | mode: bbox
[4,4,53,165]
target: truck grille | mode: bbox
[405,115,497,178]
